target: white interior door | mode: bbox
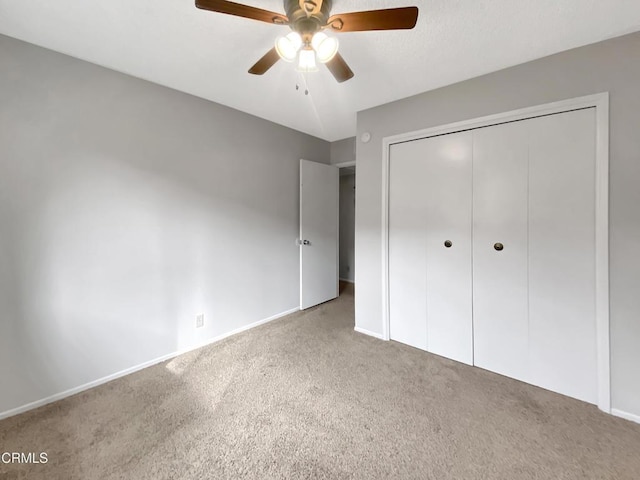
[389,133,473,361]
[300,159,339,310]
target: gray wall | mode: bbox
[0,34,329,415]
[330,137,356,165]
[339,173,356,282]
[355,31,640,418]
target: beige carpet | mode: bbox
[1,283,640,480]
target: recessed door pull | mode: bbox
[494,242,504,251]
[444,240,453,248]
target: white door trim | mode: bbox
[334,161,356,168]
[381,93,610,413]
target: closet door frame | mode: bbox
[381,93,610,413]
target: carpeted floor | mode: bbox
[1,283,640,479]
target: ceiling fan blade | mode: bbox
[196,0,288,25]
[325,53,354,83]
[248,48,280,75]
[326,7,418,32]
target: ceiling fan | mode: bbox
[195,0,419,83]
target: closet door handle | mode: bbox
[494,242,504,251]
[444,240,453,248]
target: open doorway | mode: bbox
[338,164,355,295]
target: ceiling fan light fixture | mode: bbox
[275,32,303,62]
[199,0,419,82]
[311,32,339,63]
[297,48,318,72]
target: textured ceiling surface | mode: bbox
[1,1,640,141]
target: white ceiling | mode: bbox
[1,1,640,141]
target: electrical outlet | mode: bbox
[196,314,204,329]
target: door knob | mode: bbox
[444,240,453,248]
[302,239,310,245]
[494,242,504,251]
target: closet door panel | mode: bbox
[423,133,473,364]
[528,108,597,404]
[389,133,473,360]
[472,122,529,381]
[389,142,428,350]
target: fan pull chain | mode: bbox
[297,72,309,96]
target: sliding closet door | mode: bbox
[472,122,529,382]
[389,133,473,363]
[527,108,597,403]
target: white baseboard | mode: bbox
[612,408,640,425]
[176,306,299,356]
[339,278,354,284]
[354,326,386,340]
[0,354,178,421]
[0,306,299,421]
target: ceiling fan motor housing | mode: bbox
[286,0,333,43]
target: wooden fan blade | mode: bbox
[249,48,280,75]
[325,53,354,83]
[196,0,288,25]
[327,7,418,32]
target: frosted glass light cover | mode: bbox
[311,32,339,63]
[297,49,318,72]
[275,32,302,62]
